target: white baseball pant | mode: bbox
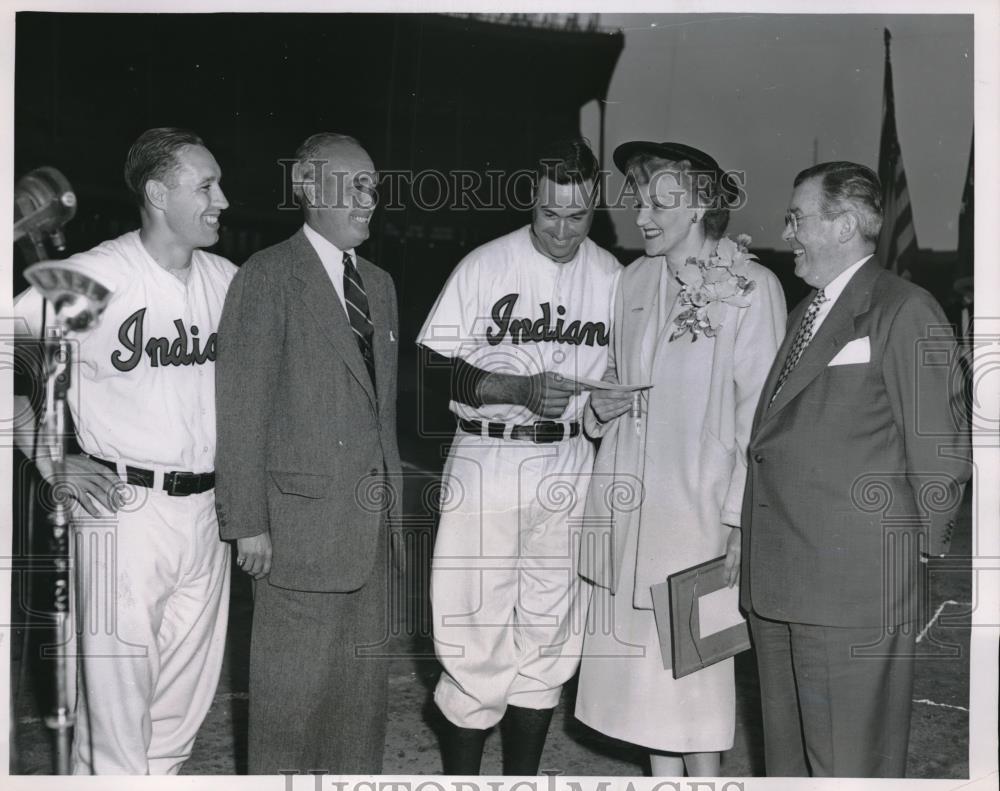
[70,482,229,774]
[432,432,592,729]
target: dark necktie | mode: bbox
[770,288,828,404]
[342,252,376,388]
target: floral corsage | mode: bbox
[669,233,758,342]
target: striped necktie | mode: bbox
[342,252,376,388]
[770,288,827,404]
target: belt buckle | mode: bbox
[532,420,563,444]
[165,471,188,496]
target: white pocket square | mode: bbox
[829,336,870,366]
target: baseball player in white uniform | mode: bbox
[418,138,621,775]
[13,128,235,774]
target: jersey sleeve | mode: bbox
[416,254,482,359]
[13,287,46,339]
[12,288,48,401]
[12,240,130,341]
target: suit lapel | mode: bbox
[289,230,377,408]
[762,259,880,423]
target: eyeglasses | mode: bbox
[784,210,847,234]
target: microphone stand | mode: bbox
[13,167,83,773]
[38,325,75,775]
[24,260,114,774]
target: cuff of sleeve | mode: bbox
[216,498,269,541]
[722,511,742,528]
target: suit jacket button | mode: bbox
[753,453,764,463]
[369,468,379,476]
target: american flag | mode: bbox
[876,29,918,277]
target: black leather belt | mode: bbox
[458,418,580,444]
[90,455,215,496]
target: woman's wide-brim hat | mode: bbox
[613,140,738,206]
[612,140,723,177]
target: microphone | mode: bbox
[24,260,115,333]
[14,167,78,262]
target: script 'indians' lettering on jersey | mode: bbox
[111,308,218,371]
[485,292,610,347]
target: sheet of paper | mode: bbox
[572,377,653,392]
[698,584,745,639]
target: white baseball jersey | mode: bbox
[417,225,621,424]
[421,225,621,728]
[15,230,236,472]
[16,229,236,773]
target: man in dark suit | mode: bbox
[215,133,401,774]
[740,161,971,777]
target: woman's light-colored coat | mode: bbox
[579,253,786,608]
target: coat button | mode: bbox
[369,468,379,476]
[753,453,764,463]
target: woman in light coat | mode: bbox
[575,141,786,776]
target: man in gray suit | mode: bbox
[215,133,401,774]
[740,161,971,777]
